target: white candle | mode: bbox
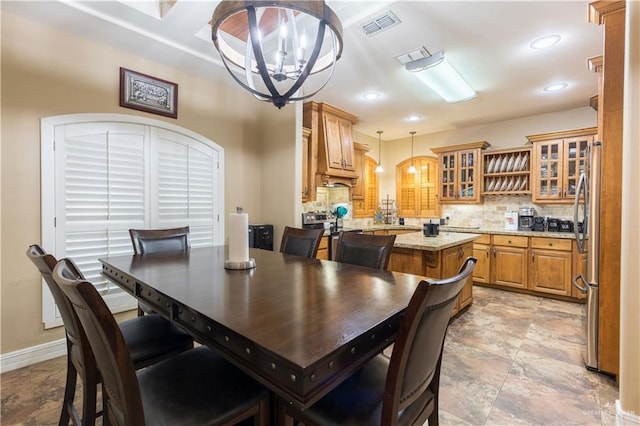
[228,213,249,262]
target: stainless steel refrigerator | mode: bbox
[572,140,602,371]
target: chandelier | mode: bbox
[211,1,343,109]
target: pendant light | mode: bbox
[375,130,384,173]
[211,1,343,109]
[407,131,417,174]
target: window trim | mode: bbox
[40,113,225,328]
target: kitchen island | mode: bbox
[388,231,480,316]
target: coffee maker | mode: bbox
[518,207,536,231]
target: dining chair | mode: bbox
[52,258,270,426]
[279,226,325,258]
[334,231,397,270]
[26,245,194,426]
[280,256,477,426]
[129,226,189,315]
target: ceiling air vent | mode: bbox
[361,11,400,36]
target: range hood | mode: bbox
[316,173,356,188]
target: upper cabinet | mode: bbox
[396,156,439,217]
[353,156,379,218]
[432,141,490,204]
[527,128,597,203]
[482,147,532,195]
[352,142,370,200]
[303,102,358,188]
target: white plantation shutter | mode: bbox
[41,114,224,328]
[153,128,217,246]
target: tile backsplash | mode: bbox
[304,192,574,230]
[438,195,574,229]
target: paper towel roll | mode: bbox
[228,213,249,262]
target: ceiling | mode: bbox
[3,1,604,141]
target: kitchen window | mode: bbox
[40,114,224,328]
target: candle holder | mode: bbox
[224,258,256,270]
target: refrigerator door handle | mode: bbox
[573,172,587,253]
[572,273,588,293]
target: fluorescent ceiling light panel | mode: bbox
[406,51,477,103]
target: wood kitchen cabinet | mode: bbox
[527,128,596,203]
[352,143,370,200]
[432,141,490,204]
[389,241,474,317]
[353,156,379,218]
[396,156,439,217]
[472,233,585,302]
[472,234,491,284]
[492,235,529,290]
[439,243,474,314]
[316,235,329,260]
[529,237,573,297]
[303,102,359,189]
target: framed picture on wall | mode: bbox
[119,67,178,119]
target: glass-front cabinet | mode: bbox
[432,141,490,204]
[528,128,596,203]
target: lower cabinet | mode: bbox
[492,235,528,290]
[529,237,573,297]
[316,236,329,260]
[473,234,584,301]
[389,241,474,317]
[472,234,491,284]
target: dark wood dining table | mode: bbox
[100,245,424,413]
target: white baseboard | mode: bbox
[617,400,640,425]
[0,338,66,373]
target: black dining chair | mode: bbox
[52,258,270,426]
[334,231,396,270]
[279,226,325,258]
[280,257,477,426]
[26,245,194,426]
[129,226,189,315]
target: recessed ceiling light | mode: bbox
[530,34,561,49]
[544,83,568,92]
[362,92,380,101]
[406,114,423,122]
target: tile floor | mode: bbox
[1,286,618,425]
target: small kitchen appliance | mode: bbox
[518,207,536,231]
[533,216,546,232]
[423,222,440,237]
[547,217,559,232]
[248,224,274,251]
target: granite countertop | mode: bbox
[393,231,481,251]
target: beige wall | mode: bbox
[0,11,296,354]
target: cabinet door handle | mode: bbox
[493,247,496,257]
[486,248,489,258]
[531,252,535,262]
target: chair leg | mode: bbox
[79,363,99,426]
[59,355,76,426]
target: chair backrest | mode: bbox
[129,226,190,255]
[334,231,396,270]
[279,226,325,258]
[26,245,90,359]
[382,257,477,425]
[53,258,145,425]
